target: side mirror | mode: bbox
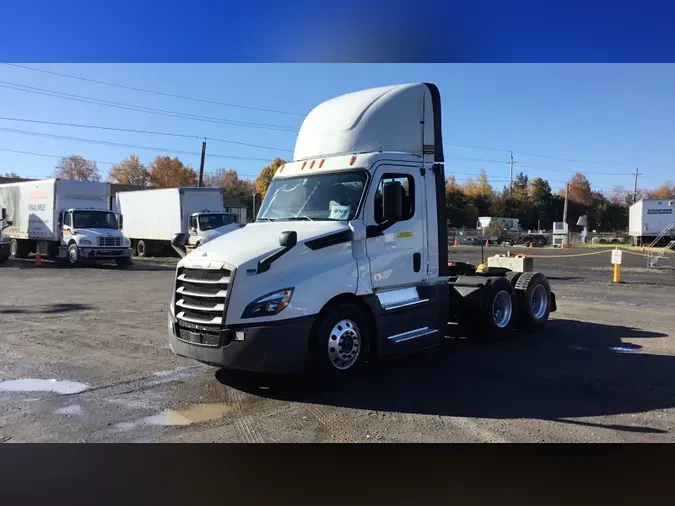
[6,220,12,227]
[57,213,64,227]
[382,181,403,223]
[1,208,5,220]
[118,214,124,229]
[253,193,262,220]
[171,232,188,258]
[279,230,297,249]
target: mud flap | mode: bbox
[550,292,557,312]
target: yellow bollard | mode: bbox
[612,246,621,283]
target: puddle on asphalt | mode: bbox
[54,404,84,416]
[0,379,89,394]
[609,346,638,353]
[114,403,232,430]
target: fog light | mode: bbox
[235,331,245,341]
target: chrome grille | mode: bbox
[174,266,231,326]
[98,237,121,247]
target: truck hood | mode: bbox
[72,228,126,238]
[179,221,350,268]
[199,223,240,243]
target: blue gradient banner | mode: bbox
[1,0,675,62]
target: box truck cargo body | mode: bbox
[629,199,675,246]
[114,187,239,257]
[0,179,132,266]
[166,83,557,380]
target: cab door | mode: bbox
[364,165,427,291]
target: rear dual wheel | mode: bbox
[514,272,551,330]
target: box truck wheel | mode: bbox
[136,240,147,257]
[310,303,370,380]
[10,239,29,259]
[514,272,551,331]
[67,244,80,265]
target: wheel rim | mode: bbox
[69,247,78,263]
[10,240,17,257]
[327,319,361,370]
[492,290,513,328]
[531,284,548,319]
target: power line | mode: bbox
[445,141,634,167]
[0,127,277,162]
[0,81,300,132]
[445,155,635,176]
[0,117,294,153]
[2,63,306,117]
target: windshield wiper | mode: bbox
[257,217,278,222]
[285,216,314,221]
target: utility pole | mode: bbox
[562,183,569,247]
[633,165,642,204]
[197,138,207,188]
[509,151,515,194]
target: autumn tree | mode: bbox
[462,169,494,218]
[254,158,287,201]
[148,156,198,188]
[54,155,101,182]
[107,154,150,186]
[609,185,631,205]
[205,169,254,201]
[2,172,20,178]
[646,180,675,199]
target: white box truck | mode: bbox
[629,199,675,246]
[114,187,240,257]
[166,83,557,379]
[0,179,133,267]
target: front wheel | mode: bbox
[309,303,370,381]
[67,244,80,266]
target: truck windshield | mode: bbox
[198,213,234,231]
[258,170,367,222]
[73,211,118,229]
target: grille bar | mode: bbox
[98,237,121,247]
[174,265,232,326]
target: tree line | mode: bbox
[17,154,675,232]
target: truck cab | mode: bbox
[186,211,239,250]
[58,207,133,266]
[0,207,12,263]
[167,83,555,379]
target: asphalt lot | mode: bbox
[1,246,674,443]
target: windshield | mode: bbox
[198,213,234,231]
[73,211,118,229]
[258,170,367,222]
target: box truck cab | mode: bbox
[0,207,12,263]
[167,83,556,379]
[114,188,240,257]
[0,179,133,267]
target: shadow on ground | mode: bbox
[2,259,174,272]
[216,320,671,433]
[0,303,94,314]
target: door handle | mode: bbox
[413,252,421,272]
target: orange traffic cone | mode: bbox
[453,237,458,247]
[529,242,533,248]
[35,252,42,265]
[485,239,489,247]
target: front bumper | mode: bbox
[79,247,133,259]
[0,241,9,259]
[168,314,314,374]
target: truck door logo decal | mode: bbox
[647,209,673,215]
[396,231,413,238]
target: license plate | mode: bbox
[97,250,120,255]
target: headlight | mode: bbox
[123,237,131,246]
[242,288,294,319]
[79,239,92,245]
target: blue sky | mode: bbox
[0,63,673,194]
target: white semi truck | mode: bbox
[0,179,133,267]
[114,187,240,257]
[166,83,557,379]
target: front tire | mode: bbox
[136,240,147,257]
[309,303,370,381]
[10,239,28,259]
[67,243,80,266]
